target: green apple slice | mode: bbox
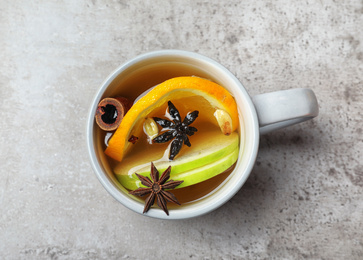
[114,130,239,190]
[117,148,238,190]
[169,148,238,189]
[115,130,239,176]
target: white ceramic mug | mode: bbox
[87,50,319,220]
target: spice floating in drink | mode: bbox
[95,76,241,209]
[153,101,199,160]
[129,162,183,215]
[95,97,131,131]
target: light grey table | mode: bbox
[1,1,362,259]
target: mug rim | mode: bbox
[87,50,260,219]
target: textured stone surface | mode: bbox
[1,0,362,259]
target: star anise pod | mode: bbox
[129,162,184,215]
[153,101,199,160]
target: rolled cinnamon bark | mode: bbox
[95,97,131,131]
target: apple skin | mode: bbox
[117,148,238,190]
[115,131,239,176]
[169,148,238,188]
[115,132,239,190]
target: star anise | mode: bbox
[129,162,184,215]
[153,101,199,160]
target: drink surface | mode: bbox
[95,63,241,206]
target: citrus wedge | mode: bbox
[105,76,239,162]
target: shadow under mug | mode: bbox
[87,50,319,220]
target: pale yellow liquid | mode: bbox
[96,62,238,205]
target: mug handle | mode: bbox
[252,88,319,135]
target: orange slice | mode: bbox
[105,76,239,162]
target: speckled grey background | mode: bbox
[1,0,362,259]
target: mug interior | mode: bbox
[87,50,259,219]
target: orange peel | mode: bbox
[105,76,239,162]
